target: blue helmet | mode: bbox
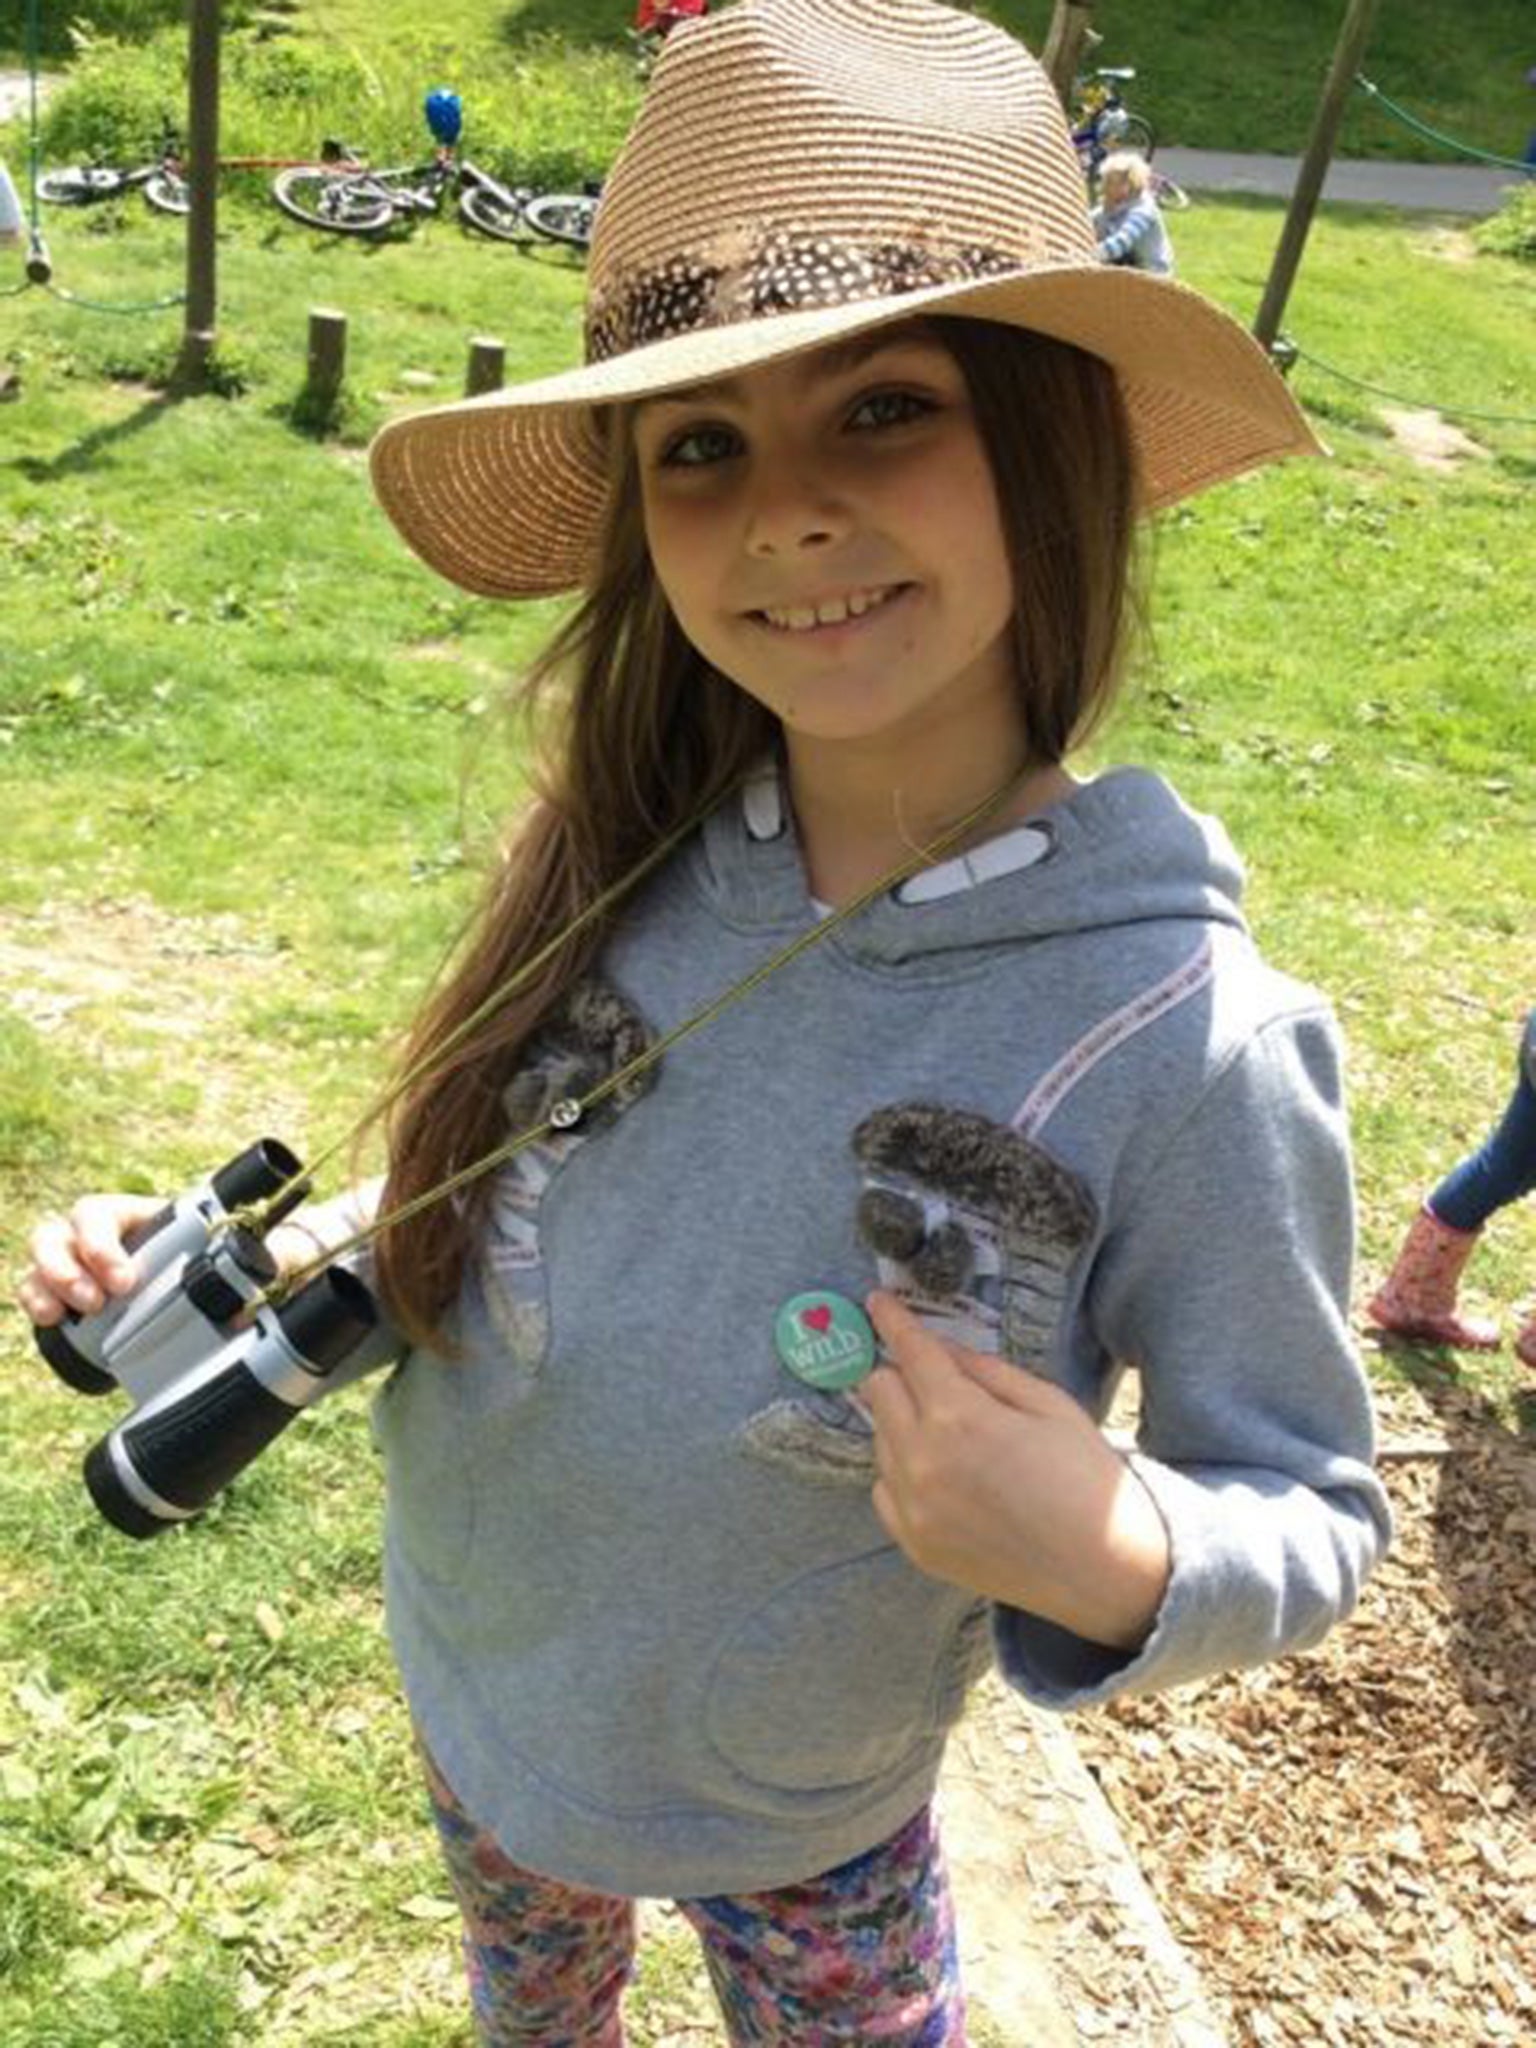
[424,89,463,146]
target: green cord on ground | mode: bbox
[46,283,187,313]
[1290,339,1536,429]
[1355,75,1536,175]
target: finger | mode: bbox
[70,1196,155,1296]
[865,1290,965,1409]
[15,1267,69,1327]
[264,1218,331,1283]
[950,1345,1056,1413]
[855,1359,919,1435]
[25,1213,102,1314]
[25,1200,147,1319]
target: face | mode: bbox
[633,327,1020,766]
[1102,170,1135,209]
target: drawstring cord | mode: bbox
[254,763,1032,1306]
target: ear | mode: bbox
[857,1187,925,1260]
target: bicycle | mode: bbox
[273,150,598,246]
[40,121,366,219]
[38,119,193,217]
[1070,66,1188,212]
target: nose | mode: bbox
[743,448,851,559]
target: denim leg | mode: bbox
[1430,1014,1536,1232]
[674,1806,966,2047]
[421,1747,637,2048]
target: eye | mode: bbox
[846,388,937,431]
[656,421,742,469]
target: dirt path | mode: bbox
[0,68,54,127]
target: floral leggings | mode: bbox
[421,1748,966,2046]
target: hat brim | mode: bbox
[369,261,1321,600]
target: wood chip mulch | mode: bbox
[1071,1376,1536,2046]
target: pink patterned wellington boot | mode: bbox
[1365,1206,1501,1350]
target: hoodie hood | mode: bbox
[691,767,1250,967]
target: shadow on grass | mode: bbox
[1373,1339,1535,1817]
[496,0,628,51]
[5,387,181,482]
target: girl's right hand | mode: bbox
[17,1195,167,1328]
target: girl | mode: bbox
[1366,1006,1536,1364]
[1092,148,1177,276]
[18,3,1391,2041]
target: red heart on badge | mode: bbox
[801,1305,833,1334]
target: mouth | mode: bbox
[750,583,912,635]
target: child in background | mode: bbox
[1093,148,1176,274]
[636,0,708,29]
[1368,1007,1536,1366]
[18,3,1389,2040]
[633,0,708,70]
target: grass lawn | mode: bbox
[0,22,1533,2041]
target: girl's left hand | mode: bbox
[859,1291,1171,1651]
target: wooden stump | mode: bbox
[465,335,506,398]
[305,306,348,409]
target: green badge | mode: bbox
[774,1290,877,1391]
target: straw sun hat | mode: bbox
[369,0,1318,600]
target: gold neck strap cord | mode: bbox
[255,764,1030,1306]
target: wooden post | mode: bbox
[1041,1,1097,112]
[174,0,222,391]
[304,307,348,409]
[1254,0,1381,355]
[465,335,506,397]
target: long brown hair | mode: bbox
[371,318,1142,1345]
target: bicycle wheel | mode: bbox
[272,166,395,235]
[37,166,125,205]
[1115,113,1156,159]
[523,191,598,251]
[144,168,189,216]
[1151,170,1190,212]
[459,182,533,244]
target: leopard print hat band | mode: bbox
[368,0,1319,600]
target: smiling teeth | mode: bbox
[761,585,898,631]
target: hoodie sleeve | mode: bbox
[992,1004,1392,1708]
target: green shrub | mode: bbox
[1474,182,1536,262]
[30,27,184,161]
[36,26,376,164]
[27,22,635,189]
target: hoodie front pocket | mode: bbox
[703,1547,989,1794]
[372,1352,477,1586]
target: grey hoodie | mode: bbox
[360,767,1388,1898]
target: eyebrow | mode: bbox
[636,325,938,416]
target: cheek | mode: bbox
[947,457,1015,636]
[641,495,717,632]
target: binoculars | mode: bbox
[32,1140,380,1539]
